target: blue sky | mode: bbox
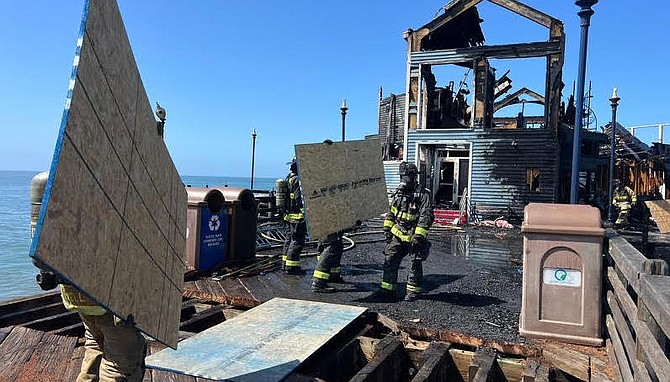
[1,1,668,178]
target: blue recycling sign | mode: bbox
[198,207,227,272]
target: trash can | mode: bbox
[211,187,257,263]
[185,188,227,272]
[519,203,605,346]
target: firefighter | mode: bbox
[281,157,307,275]
[613,179,637,228]
[30,173,145,382]
[380,162,434,302]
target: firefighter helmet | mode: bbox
[399,162,418,176]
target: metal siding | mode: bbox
[383,160,402,197]
[407,128,558,219]
[378,94,406,148]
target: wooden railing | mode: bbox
[605,231,670,381]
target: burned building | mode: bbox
[379,0,611,221]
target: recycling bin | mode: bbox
[519,203,605,346]
[185,188,227,272]
[211,187,257,263]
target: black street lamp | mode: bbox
[340,99,348,142]
[608,88,620,224]
[250,129,257,190]
[570,0,598,204]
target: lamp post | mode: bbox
[340,99,348,142]
[570,0,598,204]
[608,88,620,224]
[250,129,257,190]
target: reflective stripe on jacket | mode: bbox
[385,186,433,242]
[284,172,305,222]
[61,285,107,316]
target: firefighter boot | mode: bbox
[311,278,335,293]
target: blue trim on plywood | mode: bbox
[30,0,90,260]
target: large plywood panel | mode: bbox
[295,139,388,240]
[145,298,367,381]
[646,200,670,233]
[30,0,185,348]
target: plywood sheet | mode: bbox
[645,200,670,233]
[295,139,387,240]
[145,298,367,381]
[29,0,185,348]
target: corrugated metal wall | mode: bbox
[383,160,402,197]
[407,128,559,220]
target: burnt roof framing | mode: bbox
[409,40,563,65]
[403,0,565,134]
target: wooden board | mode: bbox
[145,297,367,381]
[645,200,670,233]
[29,0,186,348]
[295,139,387,240]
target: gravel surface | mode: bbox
[258,224,526,345]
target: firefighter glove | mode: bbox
[411,234,425,246]
[384,231,393,244]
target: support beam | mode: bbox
[410,41,562,65]
[350,336,405,382]
[522,358,549,382]
[411,342,452,382]
[488,0,555,28]
[468,347,502,382]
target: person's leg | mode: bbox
[312,237,340,292]
[76,313,105,382]
[285,221,306,274]
[406,257,424,301]
[281,222,291,270]
[329,238,345,283]
[381,240,406,292]
[98,314,147,382]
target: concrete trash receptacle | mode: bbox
[519,203,605,346]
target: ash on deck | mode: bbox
[186,226,525,346]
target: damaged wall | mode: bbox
[407,128,558,220]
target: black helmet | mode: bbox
[399,162,418,176]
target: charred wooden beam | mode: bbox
[350,336,405,382]
[488,0,555,28]
[0,291,61,317]
[468,347,503,382]
[410,41,562,65]
[179,305,225,333]
[411,341,452,382]
[522,358,549,382]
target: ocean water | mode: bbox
[0,171,279,302]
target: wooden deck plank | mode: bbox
[259,272,292,299]
[635,318,670,381]
[13,331,78,382]
[0,302,67,327]
[607,267,637,328]
[540,341,590,381]
[145,298,367,381]
[217,278,258,308]
[0,291,61,317]
[0,326,45,381]
[239,275,276,303]
[62,344,85,382]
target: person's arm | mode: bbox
[414,191,434,240]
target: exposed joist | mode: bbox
[410,41,562,65]
[468,347,503,382]
[349,336,405,382]
[488,0,556,28]
[411,341,452,382]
